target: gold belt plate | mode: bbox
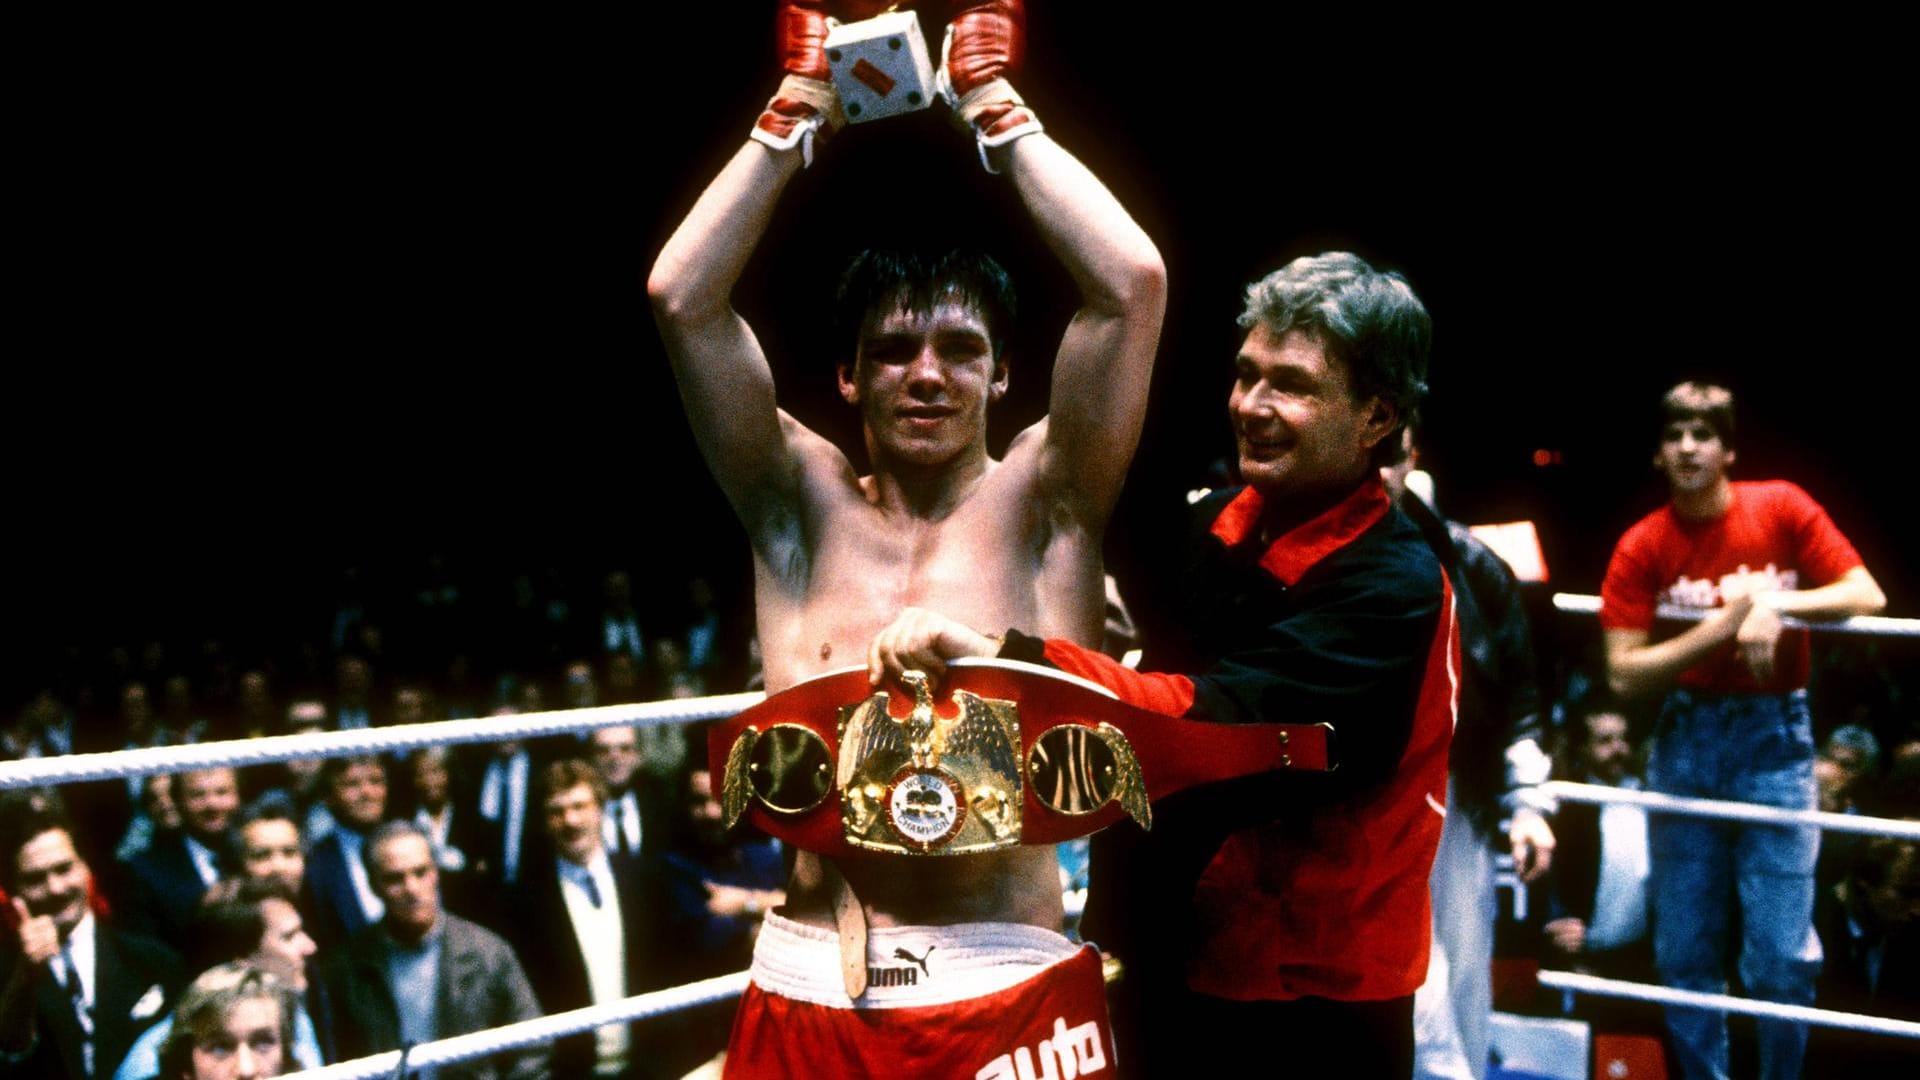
[837,670,1023,855]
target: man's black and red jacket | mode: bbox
[1006,477,1458,1003]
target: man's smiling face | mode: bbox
[1229,324,1389,499]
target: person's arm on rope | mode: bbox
[1723,565,1885,683]
[1604,614,1746,700]
[1606,565,1885,696]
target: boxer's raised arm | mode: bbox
[648,2,844,519]
[648,143,806,512]
[942,2,1165,520]
[1009,134,1165,518]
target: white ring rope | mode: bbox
[1537,970,1920,1040]
[1551,593,1920,638]
[0,693,765,791]
[9,681,1918,1062]
[280,971,751,1080]
[1538,780,1920,840]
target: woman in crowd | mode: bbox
[156,964,296,1080]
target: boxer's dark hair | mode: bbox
[1660,381,1736,448]
[835,249,1018,361]
[1241,252,1431,468]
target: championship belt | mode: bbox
[712,658,1336,858]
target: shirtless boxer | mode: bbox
[647,2,1163,1073]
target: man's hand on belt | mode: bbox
[867,607,1000,686]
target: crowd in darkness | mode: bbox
[3,546,1919,1079]
[4,559,753,763]
[3,559,781,1080]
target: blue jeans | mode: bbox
[1647,690,1822,1080]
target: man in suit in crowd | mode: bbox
[1542,696,1667,1051]
[303,755,391,948]
[589,726,668,864]
[120,767,240,942]
[2,801,183,1080]
[323,820,547,1080]
[1545,696,1654,980]
[508,760,662,1080]
[406,745,500,924]
[473,732,535,889]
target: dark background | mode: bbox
[11,6,1913,684]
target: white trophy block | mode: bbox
[824,10,936,124]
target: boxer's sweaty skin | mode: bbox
[650,132,1164,936]
[760,440,1102,932]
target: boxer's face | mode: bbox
[1230,325,1393,499]
[841,301,1006,469]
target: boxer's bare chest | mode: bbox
[751,466,1095,929]
[756,471,1095,690]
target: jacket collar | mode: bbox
[1210,477,1392,586]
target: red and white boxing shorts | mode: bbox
[724,911,1115,1079]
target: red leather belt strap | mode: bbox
[709,659,1334,857]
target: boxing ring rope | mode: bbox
[0,694,764,791]
[1535,971,1920,1040]
[1537,780,1920,840]
[1539,591,1920,1044]
[7,684,1918,1065]
[1551,593,1920,638]
[281,972,751,1080]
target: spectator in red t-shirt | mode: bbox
[1599,381,1885,1080]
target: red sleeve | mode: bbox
[1598,518,1661,632]
[1776,482,1865,586]
[1034,638,1198,717]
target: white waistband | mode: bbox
[748,910,1083,1009]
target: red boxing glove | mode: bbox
[937,1,1041,171]
[943,0,1024,98]
[751,1,847,167]
[774,0,832,82]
